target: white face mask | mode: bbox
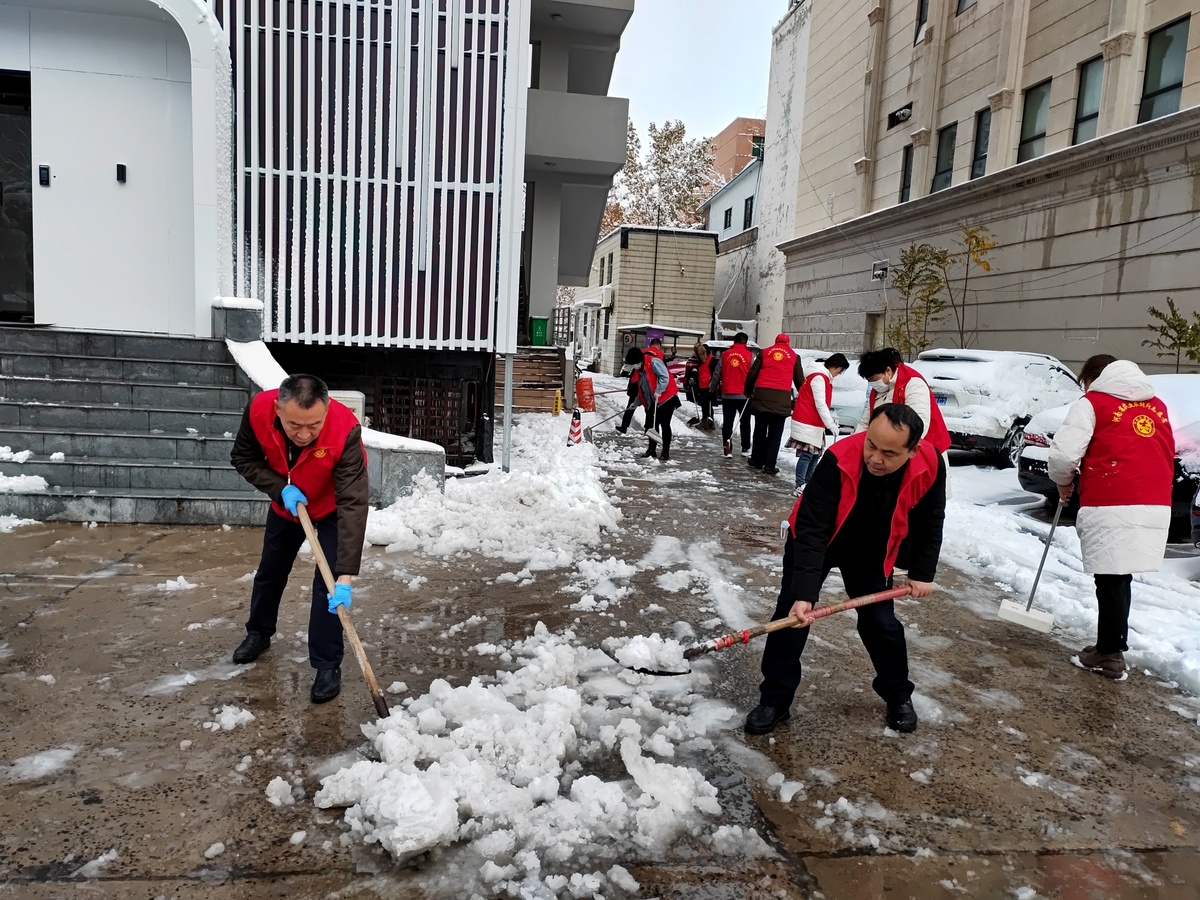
[869,379,889,395]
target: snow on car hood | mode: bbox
[911,355,1080,420]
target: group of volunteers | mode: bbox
[222,351,1175,746]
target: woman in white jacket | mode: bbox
[1047,355,1176,679]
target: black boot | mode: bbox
[659,448,671,462]
[311,667,342,703]
[232,632,270,664]
[744,704,790,735]
[640,445,658,458]
[886,698,918,733]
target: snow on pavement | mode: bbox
[313,624,765,898]
[944,465,1200,694]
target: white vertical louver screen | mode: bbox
[207,0,512,349]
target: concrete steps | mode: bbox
[0,325,259,525]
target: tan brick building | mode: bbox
[776,0,1200,371]
[571,226,718,375]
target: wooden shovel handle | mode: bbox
[296,504,390,719]
[683,585,914,660]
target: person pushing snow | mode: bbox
[229,374,370,704]
[1047,355,1175,680]
[746,403,946,737]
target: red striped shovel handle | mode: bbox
[682,586,913,661]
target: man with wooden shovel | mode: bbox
[745,403,946,736]
[229,374,370,704]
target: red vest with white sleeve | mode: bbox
[1080,393,1174,507]
[641,357,680,405]
[792,371,833,426]
[870,363,952,454]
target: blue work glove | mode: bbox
[328,582,352,614]
[280,484,307,515]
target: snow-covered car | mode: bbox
[799,352,866,432]
[1019,374,1200,540]
[910,349,1081,468]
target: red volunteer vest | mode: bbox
[756,342,798,391]
[698,357,714,389]
[720,344,753,395]
[646,345,665,360]
[787,432,940,576]
[869,364,951,453]
[642,357,680,405]
[792,371,833,426]
[248,389,362,521]
[1079,393,1174,508]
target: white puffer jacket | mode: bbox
[1047,360,1171,574]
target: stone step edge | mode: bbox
[0,426,236,441]
[0,485,266,499]
[2,349,237,368]
[0,398,244,418]
[0,374,248,392]
[0,454,240,470]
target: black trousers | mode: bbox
[647,395,681,454]
[750,411,787,469]
[619,386,642,431]
[721,398,752,450]
[246,507,344,670]
[1094,573,1133,653]
[759,537,913,710]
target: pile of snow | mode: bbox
[265,776,297,807]
[157,576,198,592]
[1,745,77,782]
[0,446,33,463]
[315,623,765,897]
[946,467,1200,693]
[610,634,689,674]
[203,705,255,732]
[0,474,47,493]
[49,451,65,462]
[0,515,36,533]
[366,415,620,570]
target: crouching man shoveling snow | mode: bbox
[1048,355,1175,681]
[745,403,946,736]
[229,374,369,704]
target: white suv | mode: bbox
[910,349,1080,468]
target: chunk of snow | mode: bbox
[0,473,47,492]
[265,776,296,806]
[203,842,225,859]
[49,452,65,461]
[1,745,77,781]
[289,831,306,845]
[72,848,117,878]
[203,705,255,732]
[157,576,198,592]
[612,634,688,673]
[36,674,55,685]
[0,515,37,532]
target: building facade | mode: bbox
[774,0,1200,370]
[573,225,717,375]
[0,0,632,463]
[711,115,765,182]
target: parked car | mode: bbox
[910,349,1081,468]
[1020,373,1200,541]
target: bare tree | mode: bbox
[931,224,997,348]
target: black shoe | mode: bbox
[886,698,918,733]
[640,446,658,458]
[747,460,763,470]
[615,425,628,434]
[232,632,270,664]
[763,466,779,475]
[659,449,671,462]
[744,704,791,735]
[311,667,342,703]
[686,417,701,426]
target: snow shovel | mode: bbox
[628,586,913,676]
[583,399,637,442]
[296,503,391,719]
[646,400,663,445]
[997,500,1063,633]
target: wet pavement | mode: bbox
[3,425,1200,899]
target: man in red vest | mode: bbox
[855,348,951,454]
[1048,355,1175,679]
[745,403,946,736]
[745,333,805,474]
[789,353,849,496]
[712,331,755,458]
[230,374,369,704]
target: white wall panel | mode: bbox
[30,9,172,80]
[0,6,30,71]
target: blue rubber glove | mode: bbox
[280,484,307,515]
[328,582,352,614]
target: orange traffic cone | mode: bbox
[567,408,582,445]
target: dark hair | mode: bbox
[624,347,644,365]
[278,374,329,409]
[649,336,663,346]
[1079,354,1117,388]
[734,332,749,344]
[824,352,850,371]
[869,403,923,450]
[858,349,898,380]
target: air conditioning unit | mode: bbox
[601,286,616,310]
[330,390,366,422]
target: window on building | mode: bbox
[1139,17,1190,123]
[970,108,991,179]
[606,252,613,284]
[915,0,929,44]
[723,207,732,230]
[743,196,754,230]
[1017,79,1052,162]
[931,123,957,192]
[1073,57,1103,144]
[603,309,610,340]
[899,145,913,202]
[750,135,764,160]
[956,0,977,13]
[597,256,605,286]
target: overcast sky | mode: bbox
[608,1,785,141]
